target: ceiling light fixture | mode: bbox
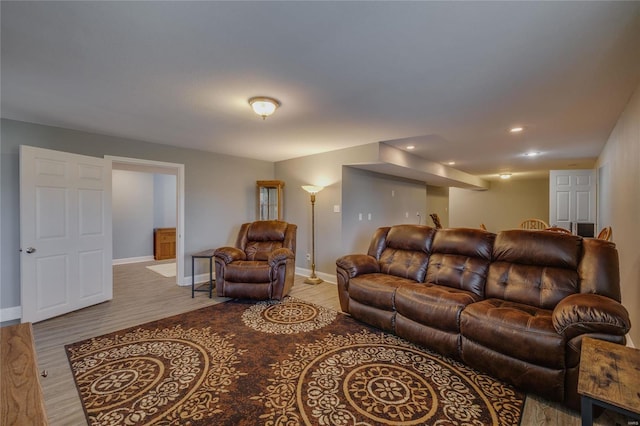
[447,161,456,166]
[510,126,524,133]
[499,172,512,179]
[524,152,540,157]
[249,96,281,120]
[406,145,415,150]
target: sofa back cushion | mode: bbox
[486,230,581,309]
[426,228,495,297]
[377,225,435,282]
[578,238,621,301]
[238,220,291,261]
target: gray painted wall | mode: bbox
[1,118,273,310]
[112,170,155,260]
[112,171,177,260]
[342,167,427,254]
[274,143,381,276]
[154,174,177,229]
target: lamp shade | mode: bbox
[249,96,280,119]
[302,185,324,194]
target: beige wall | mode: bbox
[596,83,640,347]
[426,185,450,228]
[449,178,549,232]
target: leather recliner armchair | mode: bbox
[214,220,297,300]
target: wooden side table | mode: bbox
[1,323,48,425]
[578,337,640,425]
[191,249,215,298]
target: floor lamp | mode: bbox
[302,185,324,285]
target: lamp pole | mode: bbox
[302,185,324,285]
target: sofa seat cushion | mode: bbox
[460,299,565,369]
[225,261,271,283]
[395,283,481,332]
[349,273,415,311]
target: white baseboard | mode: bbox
[0,306,22,322]
[112,256,155,265]
[295,267,336,284]
[179,273,214,287]
[181,270,336,288]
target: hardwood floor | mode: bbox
[31,261,626,425]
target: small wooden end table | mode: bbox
[191,249,215,298]
[578,337,640,426]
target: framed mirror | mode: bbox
[257,180,284,221]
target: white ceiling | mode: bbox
[2,1,640,181]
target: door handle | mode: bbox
[25,247,36,254]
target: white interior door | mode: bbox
[20,145,113,323]
[549,169,596,234]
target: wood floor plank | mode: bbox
[31,262,627,425]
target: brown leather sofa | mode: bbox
[215,220,297,300]
[336,224,631,410]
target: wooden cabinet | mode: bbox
[257,180,284,221]
[1,323,48,425]
[154,228,176,260]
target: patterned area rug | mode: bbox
[66,298,525,425]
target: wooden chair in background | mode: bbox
[544,226,572,234]
[520,218,549,230]
[597,226,612,241]
[430,213,443,229]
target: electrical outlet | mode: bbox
[306,253,311,261]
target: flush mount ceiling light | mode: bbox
[406,145,415,150]
[524,151,540,157]
[499,172,512,179]
[447,161,456,165]
[248,96,281,120]
[510,126,524,133]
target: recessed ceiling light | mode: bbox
[499,172,512,179]
[447,161,455,165]
[510,126,524,133]
[406,145,415,150]
[524,151,540,157]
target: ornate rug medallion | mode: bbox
[241,297,337,334]
[252,331,523,426]
[66,325,246,425]
[67,298,524,425]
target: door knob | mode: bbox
[25,247,36,254]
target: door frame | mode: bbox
[106,156,186,286]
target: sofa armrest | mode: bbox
[214,247,246,264]
[268,247,295,267]
[552,293,631,340]
[336,254,380,278]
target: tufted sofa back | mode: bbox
[361,226,621,309]
[486,230,582,309]
[236,220,296,261]
[426,228,495,297]
[368,225,435,282]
